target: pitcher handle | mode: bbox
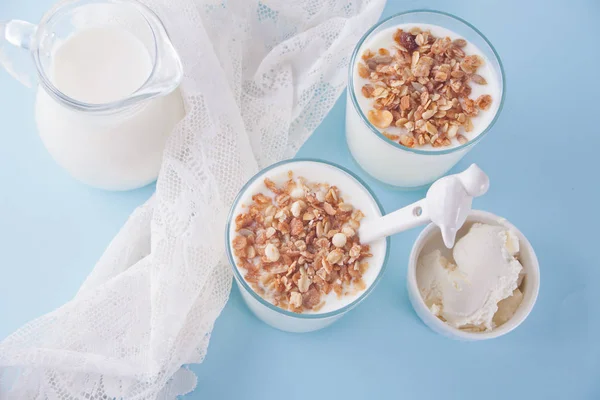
[0,20,38,88]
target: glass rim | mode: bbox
[33,0,160,113]
[348,9,506,156]
[225,158,391,320]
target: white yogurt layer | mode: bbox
[229,161,387,314]
[352,23,502,150]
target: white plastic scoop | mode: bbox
[359,164,490,248]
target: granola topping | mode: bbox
[357,25,494,149]
[232,172,372,313]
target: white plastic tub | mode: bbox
[407,210,540,340]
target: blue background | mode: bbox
[1,0,599,399]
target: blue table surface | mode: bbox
[1,0,599,399]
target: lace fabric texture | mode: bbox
[0,0,385,398]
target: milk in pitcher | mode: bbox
[35,26,184,190]
[0,0,185,190]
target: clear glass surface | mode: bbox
[225,158,391,320]
[347,9,506,156]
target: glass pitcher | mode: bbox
[0,0,185,190]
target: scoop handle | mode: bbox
[357,164,489,245]
[358,199,430,244]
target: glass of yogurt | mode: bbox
[346,10,505,189]
[226,159,389,333]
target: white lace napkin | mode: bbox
[0,0,385,398]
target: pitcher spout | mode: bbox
[130,7,183,102]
